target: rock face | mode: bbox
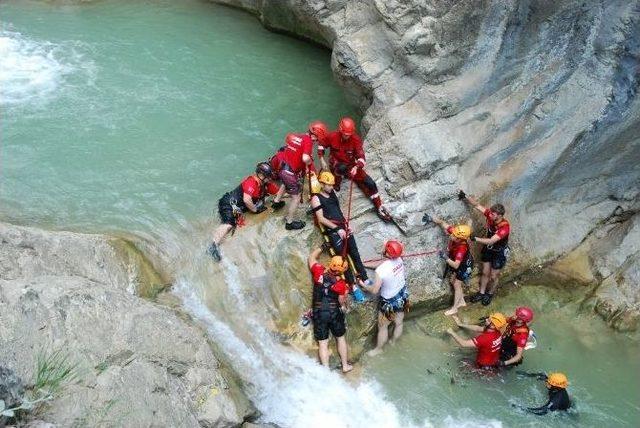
[211,0,640,328]
[0,222,254,427]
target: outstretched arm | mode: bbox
[431,216,452,232]
[308,247,323,269]
[451,315,484,332]
[363,272,383,294]
[462,192,487,214]
[446,328,475,348]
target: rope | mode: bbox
[341,177,355,258]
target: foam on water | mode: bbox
[0,28,94,106]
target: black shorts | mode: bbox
[312,308,346,341]
[218,194,237,226]
[481,246,508,270]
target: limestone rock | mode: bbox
[211,0,640,325]
[0,223,253,427]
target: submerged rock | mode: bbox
[211,0,640,327]
[0,222,254,427]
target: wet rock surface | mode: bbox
[0,222,254,427]
[211,0,640,327]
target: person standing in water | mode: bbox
[515,371,571,415]
[363,240,409,356]
[308,244,353,373]
[269,125,320,230]
[458,190,511,306]
[427,215,474,315]
[447,312,507,369]
[499,306,534,367]
[207,162,279,261]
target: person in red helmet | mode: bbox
[458,190,511,306]
[318,117,392,222]
[363,240,409,356]
[207,162,280,261]
[270,128,319,230]
[499,306,534,367]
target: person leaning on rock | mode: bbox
[427,214,474,316]
[207,162,279,261]
[317,117,392,222]
[458,190,511,306]
[363,240,409,356]
[307,244,353,373]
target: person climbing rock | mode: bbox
[308,245,353,373]
[447,312,507,369]
[270,126,320,230]
[362,240,409,356]
[207,162,279,261]
[310,171,369,287]
[515,371,571,415]
[499,306,533,367]
[317,117,392,222]
[458,190,511,306]
[429,215,474,315]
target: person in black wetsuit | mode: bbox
[308,244,353,373]
[207,162,278,261]
[310,171,369,287]
[516,371,571,415]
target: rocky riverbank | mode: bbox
[211,0,640,330]
[0,222,255,427]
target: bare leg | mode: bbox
[391,312,404,342]
[367,313,390,356]
[488,269,501,294]
[272,184,286,203]
[318,339,330,367]
[336,336,353,373]
[445,276,465,315]
[479,262,491,294]
[213,224,233,245]
[285,194,301,223]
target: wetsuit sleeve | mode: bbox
[526,400,553,415]
[453,246,467,262]
[472,332,488,348]
[331,279,348,295]
[495,221,510,239]
[241,177,259,199]
[310,263,324,284]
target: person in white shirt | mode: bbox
[363,240,409,356]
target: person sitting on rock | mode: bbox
[269,124,324,230]
[447,312,507,369]
[207,162,279,261]
[428,215,474,315]
[514,371,571,415]
[363,240,409,356]
[310,171,369,289]
[308,244,353,373]
[499,306,534,367]
[317,117,392,222]
[458,190,511,306]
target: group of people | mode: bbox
[207,117,571,415]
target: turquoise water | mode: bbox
[0,0,354,234]
[365,284,640,427]
[2,1,639,427]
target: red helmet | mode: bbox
[308,121,328,142]
[338,117,356,136]
[515,306,534,323]
[384,240,404,258]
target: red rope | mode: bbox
[363,249,440,264]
